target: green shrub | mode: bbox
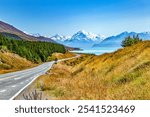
[122,35,142,47]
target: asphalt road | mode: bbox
[0,55,80,100]
[0,61,54,100]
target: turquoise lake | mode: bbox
[70,47,121,55]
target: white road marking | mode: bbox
[26,80,29,82]
[20,82,24,85]
[9,55,79,100]
[14,77,22,80]
[0,89,7,93]
[11,85,16,88]
[9,74,40,100]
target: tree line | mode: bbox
[0,34,66,63]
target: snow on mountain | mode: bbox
[51,30,105,48]
[29,33,41,37]
[28,33,56,43]
[51,34,71,42]
[70,30,104,41]
[93,31,150,47]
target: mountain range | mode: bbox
[93,31,150,47]
[1,20,150,49]
[50,31,150,48]
[51,30,105,48]
[0,21,55,42]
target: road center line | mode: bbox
[0,89,7,93]
[11,85,17,88]
[14,77,23,80]
[20,82,24,85]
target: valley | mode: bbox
[0,21,150,100]
[50,30,150,49]
[16,41,150,100]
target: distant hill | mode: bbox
[0,51,35,74]
[37,36,56,43]
[93,31,150,47]
[0,21,55,42]
[0,32,22,40]
[0,21,39,41]
[0,21,78,51]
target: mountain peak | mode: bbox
[51,34,70,41]
[50,30,105,48]
[119,31,129,35]
[29,33,41,37]
[142,31,150,34]
[54,34,62,38]
[93,31,150,48]
[71,30,104,41]
[77,30,88,35]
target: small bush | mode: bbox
[72,67,84,76]
[53,88,65,97]
[23,90,44,100]
[0,45,8,51]
[0,63,12,69]
[122,35,142,47]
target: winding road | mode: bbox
[0,62,55,100]
[0,55,79,100]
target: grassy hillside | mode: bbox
[35,41,150,100]
[48,52,76,61]
[0,34,66,63]
[0,51,35,74]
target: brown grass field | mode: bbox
[0,51,35,74]
[34,41,150,100]
[0,51,75,74]
[48,52,76,60]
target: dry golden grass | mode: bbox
[35,41,150,100]
[0,51,35,74]
[48,52,76,61]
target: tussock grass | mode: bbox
[36,41,150,100]
[48,52,76,61]
[0,52,35,74]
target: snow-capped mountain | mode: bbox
[51,34,71,42]
[70,30,105,41]
[93,31,150,47]
[29,33,41,37]
[51,30,105,48]
[28,33,57,43]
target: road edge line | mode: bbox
[9,55,80,100]
[9,74,40,100]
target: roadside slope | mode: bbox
[0,51,35,74]
[34,41,150,100]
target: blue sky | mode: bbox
[0,0,150,37]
